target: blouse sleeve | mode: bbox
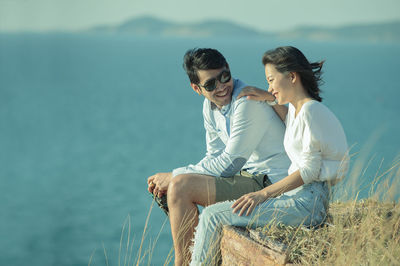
[299,117,323,184]
[299,105,349,184]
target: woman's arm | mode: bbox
[237,86,288,122]
[269,104,288,123]
[231,170,304,216]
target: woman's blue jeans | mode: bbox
[190,181,329,265]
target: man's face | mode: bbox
[192,67,234,109]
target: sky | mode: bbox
[1,0,400,32]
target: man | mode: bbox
[147,48,290,265]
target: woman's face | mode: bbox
[265,64,294,105]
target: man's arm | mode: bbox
[148,101,226,198]
[173,98,277,177]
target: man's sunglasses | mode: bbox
[198,69,231,92]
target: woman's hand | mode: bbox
[237,86,275,102]
[231,190,269,216]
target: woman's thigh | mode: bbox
[201,182,328,229]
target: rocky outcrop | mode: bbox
[220,226,290,265]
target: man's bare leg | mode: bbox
[167,174,217,266]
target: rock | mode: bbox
[220,226,288,265]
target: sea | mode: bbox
[0,33,399,266]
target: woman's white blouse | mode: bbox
[284,100,349,184]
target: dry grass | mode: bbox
[92,198,400,266]
[255,200,400,265]
[91,152,400,265]
[253,155,400,265]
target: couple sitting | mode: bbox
[147,46,349,265]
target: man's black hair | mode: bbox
[183,48,228,84]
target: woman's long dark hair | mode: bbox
[262,46,324,102]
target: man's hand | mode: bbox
[147,172,172,198]
[237,86,275,102]
[231,190,269,216]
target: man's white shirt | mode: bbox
[172,79,290,184]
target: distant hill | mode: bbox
[89,16,400,42]
[280,21,400,42]
[90,16,264,38]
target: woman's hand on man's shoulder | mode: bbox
[237,86,275,102]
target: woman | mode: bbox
[189,46,349,265]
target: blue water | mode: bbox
[0,33,399,265]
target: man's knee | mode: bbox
[167,174,192,203]
[168,174,217,206]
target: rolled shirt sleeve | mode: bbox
[173,97,273,178]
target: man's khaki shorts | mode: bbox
[150,171,272,216]
[214,170,272,202]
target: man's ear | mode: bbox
[191,83,202,95]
